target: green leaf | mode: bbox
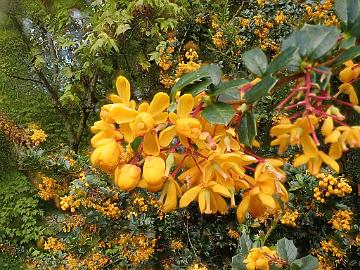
[335,0,360,36]
[130,137,142,151]
[242,48,268,76]
[282,24,341,60]
[170,64,222,98]
[245,76,278,103]
[333,45,360,66]
[276,238,298,263]
[183,78,213,96]
[211,79,249,102]
[266,47,298,74]
[201,102,235,125]
[231,253,247,270]
[238,111,257,147]
[116,24,131,35]
[290,255,318,270]
[239,233,253,254]
[341,36,357,49]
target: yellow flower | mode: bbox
[91,141,121,171]
[159,94,202,147]
[143,156,166,186]
[114,164,141,191]
[244,246,277,270]
[109,92,169,155]
[159,176,182,212]
[179,180,231,214]
[338,83,359,105]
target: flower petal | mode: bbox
[300,134,318,158]
[258,193,276,210]
[319,151,340,173]
[116,76,131,103]
[163,181,178,212]
[321,117,334,137]
[179,185,202,208]
[143,131,160,156]
[210,184,231,197]
[177,94,194,119]
[109,104,138,124]
[293,154,310,167]
[169,112,179,124]
[198,190,206,213]
[138,102,149,113]
[153,112,169,124]
[147,92,170,117]
[236,194,250,223]
[329,141,342,160]
[159,125,177,147]
[120,123,135,143]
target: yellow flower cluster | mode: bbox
[313,174,352,203]
[227,228,240,239]
[187,263,208,270]
[175,59,201,78]
[280,210,299,227]
[116,233,156,266]
[313,252,333,270]
[274,11,286,24]
[90,76,288,223]
[62,214,85,233]
[320,240,344,261]
[30,128,47,145]
[37,175,57,201]
[170,239,184,252]
[328,210,352,231]
[212,31,227,49]
[185,49,199,62]
[244,246,279,270]
[256,0,266,7]
[304,0,338,26]
[43,237,65,252]
[60,195,81,212]
[82,253,109,270]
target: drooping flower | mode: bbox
[142,156,166,187]
[114,164,141,191]
[159,177,182,212]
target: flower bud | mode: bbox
[115,164,141,191]
[143,156,165,186]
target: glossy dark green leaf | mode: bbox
[183,78,213,96]
[201,102,235,125]
[333,45,360,66]
[238,111,257,147]
[231,254,247,270]
[282,25,341,60]
[335,0,360,36]
[277,238,298,263]
[341,36,357,49]
[242,48,268,76]
[290,255,319,270]
[211,79,249,102]
[244,76,278,103]
[170,64,222,98]
[266,47,299,74]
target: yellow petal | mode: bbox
[138,102,149,112]
[116,76,131,103]
[308,156,322,176]
[258,193,276,210]
[143,156,165,186]
[147,92,170,117]
[163,181,178,212]
[153,112,169,124]
[344,60,354,67]
[91,131,116,148]
[159,125,177,147]
[293,154,310,167]
[324,130,341,144]
[212,192,228,214]
[300,134,318,158]
[179,185,202,208]
[109,104,138,124]
[169,112,179,124]
[265,158,284,167]
[339,83,359,105]
[210,183,231,197]
[177,94,194,119]
[321,117,334,136]
[270,124,293,137]
[91,120,114,133]
[120,123,135,143]
[198,190,206,213]
[115,164,141,191]
[138,179,163,192]
[319,151,340,173]
[329,141,342,160]
[236,194,250,223]
[143,131,160,156]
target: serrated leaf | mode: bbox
[201,102,235,125]
[245,76,278,103]
[282,25,341,60]
[277,238,298,263]
[242,48,268,76]
[266,47,299,74]
[290,255,318,270]
[211,79,249,102]
[238,111,257,147]
[116,23,131,35]
[333,45,360,66]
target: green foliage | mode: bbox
[0,170,44,245]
